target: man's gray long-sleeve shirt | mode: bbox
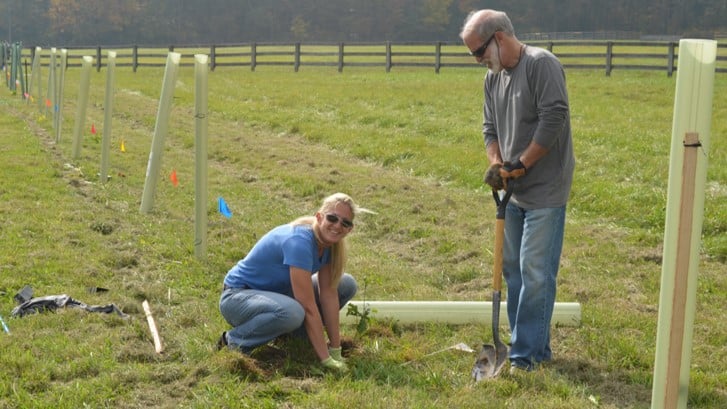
[483,45,575,209]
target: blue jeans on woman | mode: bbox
[503,204,566,370]
[219,273,357,352]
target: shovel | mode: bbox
[472,183,513,381]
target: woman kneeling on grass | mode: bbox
[218,192,367,372]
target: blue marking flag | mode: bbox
[0,314,9,334]
[218,197,232,219]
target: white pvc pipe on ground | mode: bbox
[340,301,581,327]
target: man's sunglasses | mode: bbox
[470,32,498,58]
[325,213,354,229]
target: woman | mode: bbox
[218,193,364,371]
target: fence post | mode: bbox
[547,42,554,52]
[606,41,613,76]
[386,41,392,72]
[294,42,300,72]
[667,42,676,77]
[251,43,257,71]
[435,42,441,74]
[338,42,344,73]
[96,46,101,72]
[133,45,138,72]
[210,44,216,72]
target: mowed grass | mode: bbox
[0,64,725,409]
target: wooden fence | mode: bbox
[18,41,727,76]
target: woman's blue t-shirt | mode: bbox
[223,224,330,295]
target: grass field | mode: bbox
[0,64,725,408]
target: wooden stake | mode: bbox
[142,300,163,354]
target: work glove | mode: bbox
[321,356,348,372]
[484,163,505,190]
[501,159,527,179]
[328,346,345,362]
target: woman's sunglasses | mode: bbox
[325,213,354,229]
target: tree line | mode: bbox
[1,0,725,47]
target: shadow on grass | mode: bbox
[553,357,652,408]
[219,335,361,381]
[554,357,727,408]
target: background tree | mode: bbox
[1,0,724,46]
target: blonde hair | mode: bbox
[291,193,367,288]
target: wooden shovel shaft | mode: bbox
[493,218,505,292]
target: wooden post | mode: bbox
[338,42,344,73]
[142,300,163,354]
[667,42,676,77]
[294,42,300,72]
[386,41,392,72]
[132,45,138,72]
[606,41,613,76]
[251,43,257,71]
[209,44,216,71]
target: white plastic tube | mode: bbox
[651,39,716,409]
[340,301,581,326]
[140,52,181,213]
[194,54,209,260]
[99,51,116,183]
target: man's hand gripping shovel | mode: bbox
[472,163,521,381]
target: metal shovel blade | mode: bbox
[472,291,509,380]
[472,344,497,380]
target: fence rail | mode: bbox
[11,41,727,76]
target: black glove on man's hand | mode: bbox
[502,159,527,179]
[484,163,505,190]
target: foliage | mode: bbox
[1,0,726,46]
[0,66,725,408]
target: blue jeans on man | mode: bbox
[503,204,566,370]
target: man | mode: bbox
[460,10,575,372]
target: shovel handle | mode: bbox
[491,184,513,292]
[493,218,505,292]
